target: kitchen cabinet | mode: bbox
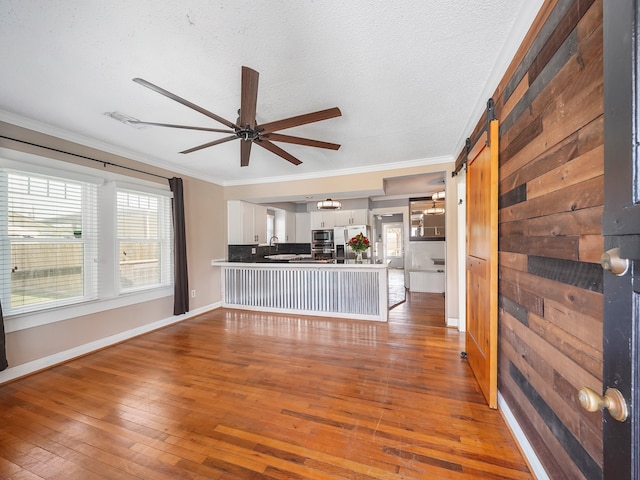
[334,209,368,226]
[228,200,267,244]
[274,209,297,242]
[310,210,336,229]
[296,212,311,243]
[285,211,296,242]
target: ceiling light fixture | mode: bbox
[432,190,445,201]
[317,198,342,210]
[425,201,445,215]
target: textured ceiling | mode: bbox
[0,1,543,187]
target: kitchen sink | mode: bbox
[264,254,313,261]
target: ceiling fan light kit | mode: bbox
[128,66,342,167]
[317,198,342,210]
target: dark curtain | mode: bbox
[0,300,7,371]
[169,177,189,315]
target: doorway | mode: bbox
[373,211,406,309]
[383,222,403,267]
[383,221,405,308]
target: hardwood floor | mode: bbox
[387,269,406,309]
[0,293,532,479]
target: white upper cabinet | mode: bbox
[333,209,368,226]
[350,209,369,225]
[275,209,297,242]
[285,211,296,242]
[252,203,268,243]
[310,210,336,229]
[227,200,268,244]
[296,212,311,243]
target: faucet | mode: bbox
[269,236,279,251]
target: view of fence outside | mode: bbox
[6,175,167,312]
[10,242,84,308]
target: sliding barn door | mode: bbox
[466,119,499,408]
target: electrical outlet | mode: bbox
[191,289,196,298]
[251,247,256,254]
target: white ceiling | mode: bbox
[0,1,543,188]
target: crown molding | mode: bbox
[221,155,455,187]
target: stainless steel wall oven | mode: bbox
[311,229,334,259]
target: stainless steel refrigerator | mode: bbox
[333,225,371,262]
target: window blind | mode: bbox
[117,189,173,292]
[0,170,98,315]
[0,163,174,319]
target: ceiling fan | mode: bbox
[129,66,342,167]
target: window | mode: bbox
[0,172,98,314]
[0,157,173,319]
[266,212,275,242]
[384,223,403,259]
[117,189,172,292]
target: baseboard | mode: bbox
[0,302,222,385]
[498,392,549,480]
[446,317,459,328]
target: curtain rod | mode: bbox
[0,135,171,181]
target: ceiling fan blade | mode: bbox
[129,120,234,134]
[240,140,252,167]
[257,107,342,134]
[180,135,238,154]
[255,140,302,165]
[133,78,239,130]
[240,66,259,129]
[261,133,341,150]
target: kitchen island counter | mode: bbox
[212,261,388,322]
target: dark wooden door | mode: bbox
[466,119,499,409]
[599,1,640,478]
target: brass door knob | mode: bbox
[600,248,629,276]
[578,386,628,422]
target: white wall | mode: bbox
[406,241,446,271]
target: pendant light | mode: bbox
[432,190,445,201]
[425,200,445,215]
[317,198,342,210]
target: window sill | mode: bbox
[5,287,174,333]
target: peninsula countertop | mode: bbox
[211,259,388,268]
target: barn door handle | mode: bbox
[600,248,629,276]
[578,386,628,422]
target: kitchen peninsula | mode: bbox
[212,259,389,322]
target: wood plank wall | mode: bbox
[456,1,604,478]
